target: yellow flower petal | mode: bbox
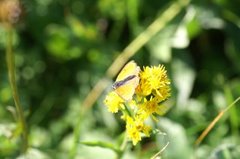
[104,91,124,113]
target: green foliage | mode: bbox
[0,0,240,158]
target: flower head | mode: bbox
[104,91,124,113]
[125,115,151,145]
[136,65,170,101]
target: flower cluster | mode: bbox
[104,63,170,145]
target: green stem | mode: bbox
[114,104,131,159]
[69,108,85,159]
[115,132,128,159]
[123,103,132,117]
[120,132,128,151]
[6,25,28,153]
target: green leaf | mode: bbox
[80,141,120,154]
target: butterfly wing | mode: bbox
[116,61,140,81]
[114,60,140,101]
[115,76,139,101]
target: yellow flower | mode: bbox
[104,91,124,113]
[125,115,151,145]
[138,97,169,121]
[137,65,170,100]
[126,116,141,145]
[140,97,159,115]
[142,125,151,137]
[154,86,171,102]
[128,126,141,145]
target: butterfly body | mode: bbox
[112,61,140,101]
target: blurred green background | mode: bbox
[1,0,240,158]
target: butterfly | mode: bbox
[112,60,140,101]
